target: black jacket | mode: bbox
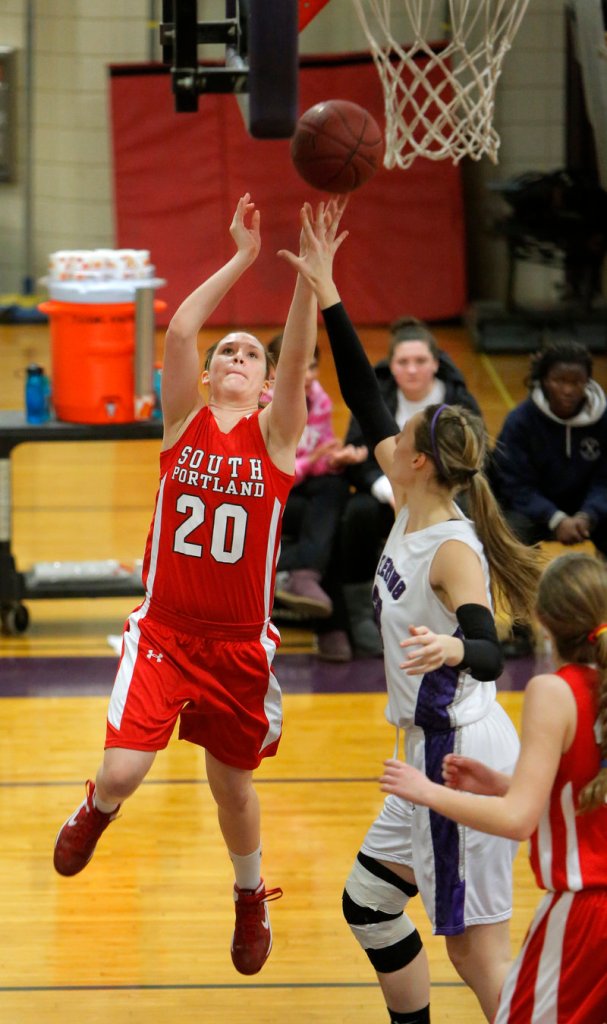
[344,350,482,493]
[490,381,607,527]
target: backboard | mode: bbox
[160,0,300,138]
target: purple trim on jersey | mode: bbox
[414,626,464,730]
[424,727,466,935]
[414,668,458,729]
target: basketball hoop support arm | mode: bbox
[159,0,299,139]
[160,2,247,111]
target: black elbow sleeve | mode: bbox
[455,603,503,681]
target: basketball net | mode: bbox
[352,0,531,168]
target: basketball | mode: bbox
[290,99,384,193]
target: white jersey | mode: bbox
[374,508,496,731]
[365,508,519,936]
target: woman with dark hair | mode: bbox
[491,338,607,655]
[339,316,482,657]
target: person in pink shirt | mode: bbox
[270,337,367,660]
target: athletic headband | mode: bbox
[429,403,449,476]
[588,623,607,644]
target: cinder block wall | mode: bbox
[0,0,571,306]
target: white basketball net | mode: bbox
[353,0,531,168]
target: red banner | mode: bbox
[109,57,465,326]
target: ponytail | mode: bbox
[466,472,543,624]
[415,405,543,623]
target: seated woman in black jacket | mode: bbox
[338,317,483,657]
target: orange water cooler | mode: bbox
[39,294,166,425]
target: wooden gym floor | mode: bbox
[0,316,605,1024]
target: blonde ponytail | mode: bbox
[466,472,544,623]
[415,405,543,622]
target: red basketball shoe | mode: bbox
[54,780,120,876]
[231,880,283,975]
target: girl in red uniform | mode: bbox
[53,194,341,976]
[380,551,607,1022]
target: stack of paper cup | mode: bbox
[47,249,154,281]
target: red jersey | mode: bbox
[495,663,607,1023]
[529,663,607,892]
[141,406,294,629]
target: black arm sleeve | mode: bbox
[321,302,398,450]
[455,603,504,682]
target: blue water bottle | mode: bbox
[25,364,51,424]
[153,362,163,420]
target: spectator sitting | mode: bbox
[339,316,483,657]
[491,338,607,656]
[268,334,367,662]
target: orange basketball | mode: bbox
[290,99,384,193]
